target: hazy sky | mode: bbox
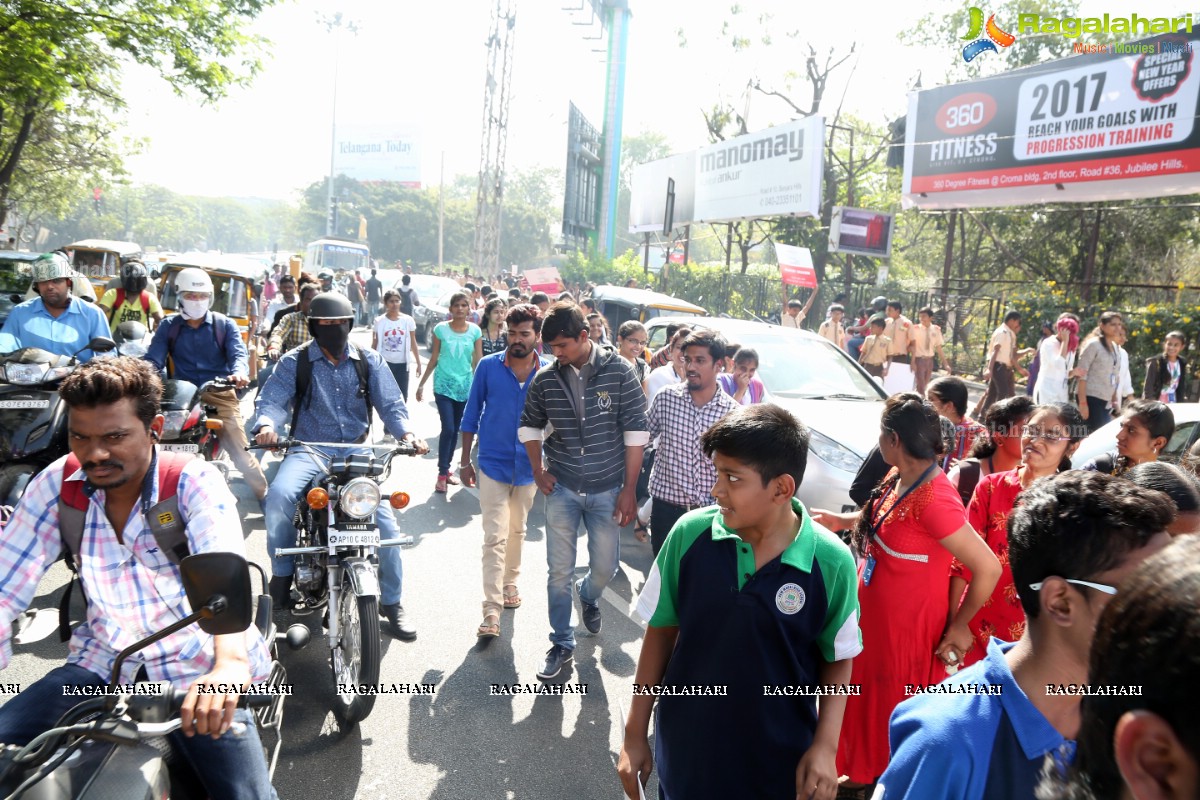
[120,0,1186,200]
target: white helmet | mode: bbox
[175,267,214,295]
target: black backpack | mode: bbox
[399,287,415,316]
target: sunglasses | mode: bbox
[1028,578,1118,595]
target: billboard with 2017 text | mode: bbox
[902,30,1200,208]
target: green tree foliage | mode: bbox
[0,0,279,230]
[49,184,293,254]
[291,170,559,268]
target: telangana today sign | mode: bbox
[902,30,1200,208]
[333,123,422,187]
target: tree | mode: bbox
[0,0,279,230]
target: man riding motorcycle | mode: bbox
[145,267,270,504]
[0,356,276,800]
[0,252,110,360]
[253,292,429,640]
[98,260,164,333]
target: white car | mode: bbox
[1070,402,1200,468]
[645,316,887,513]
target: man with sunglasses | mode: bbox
[875,471,1171,800]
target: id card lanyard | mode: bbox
[863,464,937,587]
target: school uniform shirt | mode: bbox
[1075,338,1121,402]
[876,638,1074,800]
[988,325,1017,369]
[912,323,944,359]
[635,500,861,800]
[884,316,914,357]
[818,319,846,348]
[860,334,891,366]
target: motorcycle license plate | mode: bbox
[0,399,50,409]
[328,530,381,547]
[159,443,200,453]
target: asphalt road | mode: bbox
[1,330,658,800]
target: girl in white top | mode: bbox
[1032,317,1078,404]
[371,290,421,401]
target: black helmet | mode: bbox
[871,295,888,311]
[121,260,148,296]
[307,291,353,338]
[308,291,354,320]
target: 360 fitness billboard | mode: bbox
[902,29,1200,208]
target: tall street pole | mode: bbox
[438,151,445,271]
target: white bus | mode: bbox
[303,238,370,275]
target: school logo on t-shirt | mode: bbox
[775,583,805,615]
[596,390,612,411]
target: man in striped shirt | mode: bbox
[519,303,649,680]
[0,357,276,799]
[647,330,739,555]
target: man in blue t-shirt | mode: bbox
[876,471,1173,800]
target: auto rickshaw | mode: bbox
[64,239,143,295]
[158,253,262,382]
[589,284,707,329]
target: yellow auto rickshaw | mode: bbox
[64,239,143,295]
[158,253,262,381]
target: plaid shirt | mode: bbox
[0,454,272,688]
[647,383,739,507]
[269,310,311,354]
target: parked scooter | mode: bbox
[0,552,308,799]
[0,337,116,506]
[249,438,416,725]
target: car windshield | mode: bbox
[0,260,31,293]
[737,331,882,401]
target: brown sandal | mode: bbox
[477,614,500,638]
[502,585,522,609]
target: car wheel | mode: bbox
[423,322,435,348]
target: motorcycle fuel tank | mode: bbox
[0,385,64,461]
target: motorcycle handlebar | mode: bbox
[247,438,418,456]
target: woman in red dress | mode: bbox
[813,394,1002,796]
[949,402,1087,667]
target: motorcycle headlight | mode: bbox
[160,410,189,439]
[4,362,48,384]
[338,478,380,519]
[807,430,864,474]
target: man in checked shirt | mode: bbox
[0,357,276,799]
[647,330,740,555]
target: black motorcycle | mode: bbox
[157,377,234,468]
[0,337,116,506]
[250,438,416,725]
[0,552,308,799]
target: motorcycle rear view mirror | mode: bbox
[72,336,117,363]
[108,553,255,687]
[181,553,255,636]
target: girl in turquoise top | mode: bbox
[417,291,483,492]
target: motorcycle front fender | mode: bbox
[340,556,379,597]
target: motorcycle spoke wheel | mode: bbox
[330,582,380,725]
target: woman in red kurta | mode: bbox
[813,394,1002,792]
[949,402,1086,667]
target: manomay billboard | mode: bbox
[902,29,1200,208]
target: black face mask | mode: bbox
[313,322,350,354]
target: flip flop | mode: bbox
[502,586,522,609]
[477,616,500,638]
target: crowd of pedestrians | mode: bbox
[9,254,1199,800]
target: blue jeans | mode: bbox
[434,393,466,475]
[847,335,865,362]
[265,451,404,606]
[544,483,621,650]
[0,664,276,799]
